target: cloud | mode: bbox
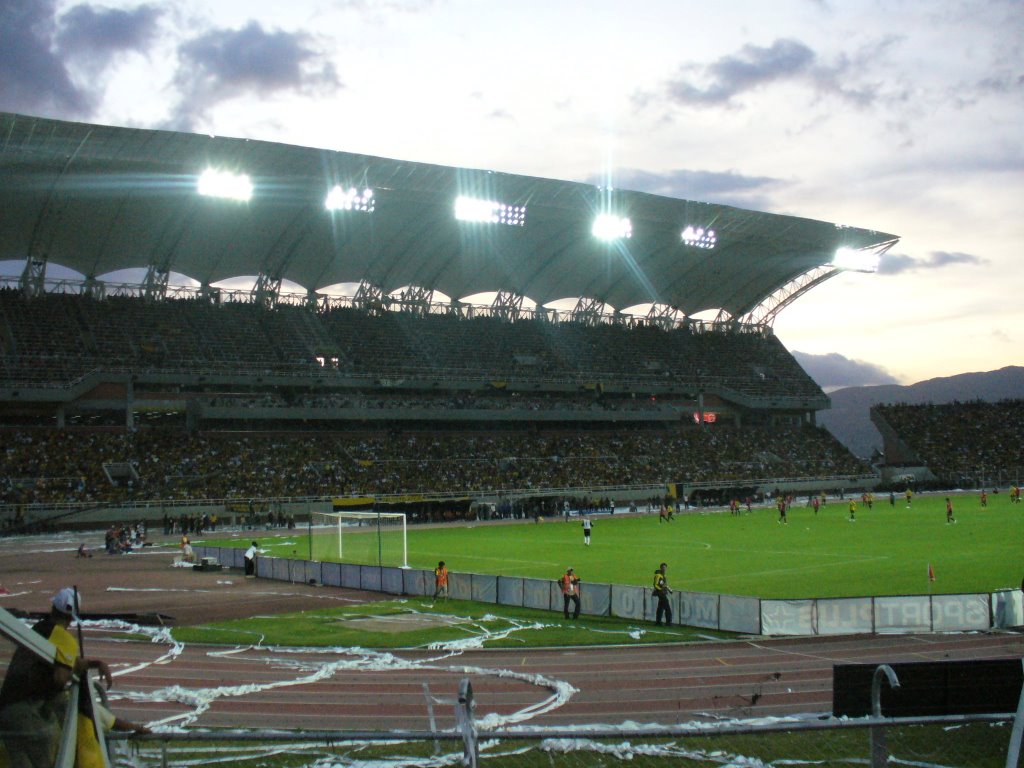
[637,36,890,111]
[167,22,341,131]
[667,39,816,106]
[0,0,93,117]
[55,4,163,63]
[792,351,900,390]
[581,168,782,209]
[877,250,988,275]
[946,68,1024,110]
[974,71,1024,96]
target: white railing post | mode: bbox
[871,664,901,768]
[456,678,478,768]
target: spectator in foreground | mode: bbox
[0,588,113,768]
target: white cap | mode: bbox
[52,587,79,617]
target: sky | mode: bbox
[1,0,1022,388]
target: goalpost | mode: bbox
[309,510,408,568]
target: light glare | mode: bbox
[592,213,632,240]
[681,225,716,249]
[454,196,526,226]
[833,246,879,272]
[197,169,253,201]
[325,186,375,212]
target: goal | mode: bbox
[309,510,408,568]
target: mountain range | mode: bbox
[810,366,1024,459]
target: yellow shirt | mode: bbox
[44,624,112,768]
[77,702,119,768]
[47,622,79,671]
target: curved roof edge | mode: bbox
[0,111,898,320]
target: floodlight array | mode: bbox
[197,169,253,201]
[325,186,376,212]
[832,246,879,272]
[592,213,632,241]
[681,225,716,249]
[187,171,885,272]
[454,196,527,226]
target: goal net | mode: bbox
[309,510,408,568]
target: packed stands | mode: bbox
[872,400,1024,488]
[0,288,821,400]
[0,286,877,526]
[0,423,868,509]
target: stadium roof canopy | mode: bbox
[0,111,898,322]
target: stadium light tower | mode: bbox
[197,169,253,201]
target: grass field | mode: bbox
[215,493,1024,599]
[170,596,725,647]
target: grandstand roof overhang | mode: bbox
[0,112,898,319]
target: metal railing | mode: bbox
[104,671,1023,768]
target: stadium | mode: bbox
[0,111,1022,766]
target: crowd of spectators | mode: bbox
[0,423,870,509]
[104,521,146,553]
[203,390,689,414]
[0,289,859,526]
[873,400,1024,486]
[0,289,821,401]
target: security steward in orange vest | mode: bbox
[560,568,581,620]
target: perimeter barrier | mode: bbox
[193,546,1024,635]
[105,674,1023,768]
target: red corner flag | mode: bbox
[928,563,936,582]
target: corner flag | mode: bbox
[928,563,935,582]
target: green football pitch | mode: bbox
[221,493,1024,599]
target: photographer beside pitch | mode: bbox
[244,541,259,577]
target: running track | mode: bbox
[1,533,1021,731]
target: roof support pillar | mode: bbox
[645,303,679,331]
[82,276,106,301]
[199,282,221,305]
[353,282,388,315]
[395,286,434,317]
[490,291,524,322]
[570,296,606,326]
[19,257,46,299]
[252,272,282,310]
[142,264,169,303]
[446,298,467,319]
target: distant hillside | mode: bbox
[816,366,1024,458]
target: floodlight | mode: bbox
[325,186,375,212]
[592,213,632,240]
[197,169,253,201]
[454,196,526,226]
[833,246,879,272]
[681,225,716,249]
